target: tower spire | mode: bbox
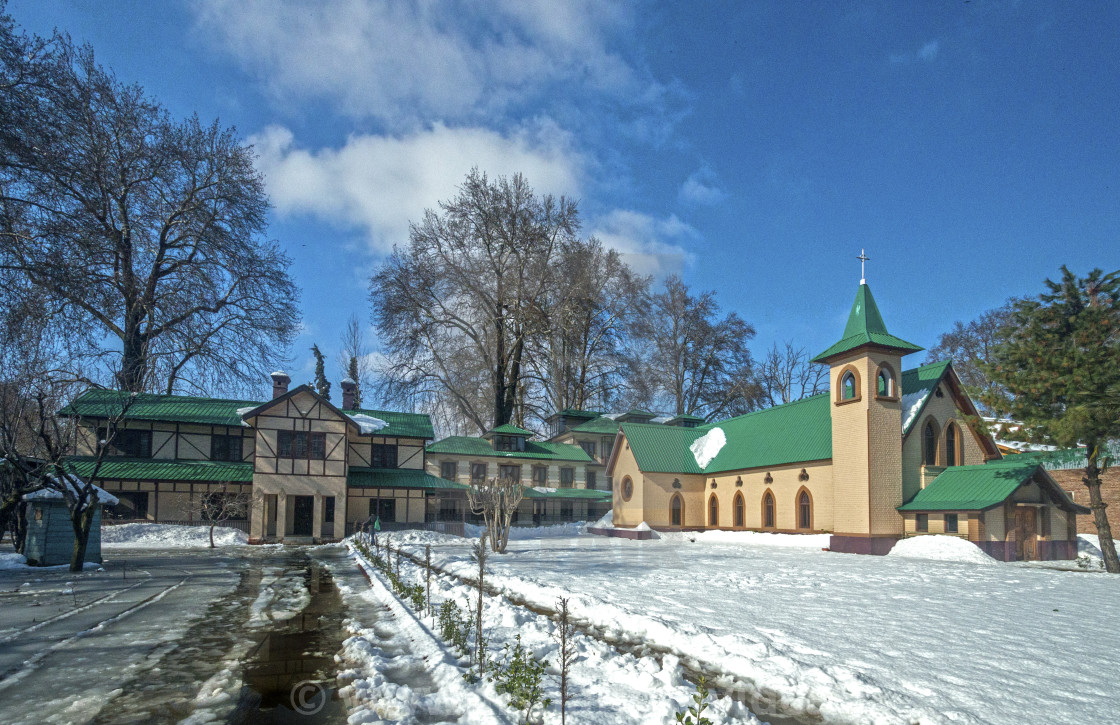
[857,248,870,285]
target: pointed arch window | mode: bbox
[945,422,960,466]
[670,494,684,527]
[708,494,719,527]
[923,419,938,466]
[798,489,812,530]
[762,491,775,529]
[733,492,745,527]
[876,365,896,398]
[841,372,856,400]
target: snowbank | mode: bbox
[348,413,388,434]
[101,523,248,549]
[1077,533,1120,570]
[0,552,28,570]
[689,427,726,468]
[887,535,995,564]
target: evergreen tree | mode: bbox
[984,266,1120,573]
[311,344,331,401]
[348,355,363,407]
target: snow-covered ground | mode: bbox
[384,528,1120,725]
[101,522,248,548]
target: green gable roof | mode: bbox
[569,416,623,435]
[700,394,833,473]
[59,388,434,440]
[618,423,707,474]
[555,408,601,419]
[897,460,1087,512]
[812,283,923,363]
[486,423,536,437]
[427,436,593,462]
[63,456,254,483]
[348,467,466,490]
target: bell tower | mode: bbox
[812,262,922,555]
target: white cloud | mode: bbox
[192,0,655,125]
[589,209,698,278]
[678,165,727,206]
[250,122,584,254]
[891,39,940,64]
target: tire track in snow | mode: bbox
[0,579,149,645]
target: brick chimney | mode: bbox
[340,378,357,410]
[270,371,290,399]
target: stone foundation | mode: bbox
[828,535,899,555]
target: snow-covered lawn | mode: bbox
[101,522,248,548]
[387,529,1120,725]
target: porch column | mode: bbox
[334,494,346,540]
[312,495,323,540]
[276,494,288,540]
[250,491,265,540]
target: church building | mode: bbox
[606,279,1088,561]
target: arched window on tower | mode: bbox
[733,492,745,527]
[762,491,775,529]
[841,371,856,400]
[945,422,960,466]
[924,419,938,466]
[708,494,719,527]
[877,367,893,397]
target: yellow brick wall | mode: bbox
[902,388,990,501]
[641,471,705,528]
[706,460,833,531]
[609,437,646,527]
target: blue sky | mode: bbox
[11,1,1120,399]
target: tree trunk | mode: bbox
[209,524,216,548]
[69,505,95,572]
[14,502,28,555]
[1085,448,1119,573]
[118,320,148,393]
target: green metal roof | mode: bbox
[63,456,254,482]
[897,459,1087,512]
[60,389,260,426]
[522,487,613,501]
[668,413,706,423]
[568,416,623,435]
[426,436,593,462]
[900,360,952,435]
[555,408,601,419]
[699,394,833,473]
[58,388,434,439]
[486,423,536,437]
[618,423,707,474]
[812,283,923,362]
[347,467,466,490]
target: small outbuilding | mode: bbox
[22,479,117,567]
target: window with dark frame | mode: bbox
[101,428,152,458]
[586,471,597,489]
[601,436,614,461]
[579,441,596,458]
[560,467,574,488]
[923,420,938,466]
[799,490,812,529]
[499,464,521,482]
[763,492,775,528]
[276,430,327,460]
[323,496,335,523]
[945,424,958,467]
[916,513,929,532]
[944,513,958,533]
[371,443,397,468]
[733,493,744,527]
[210,434,243,462]
[532,465,547,485]
[441,461,457,481]
[470,462,487,483]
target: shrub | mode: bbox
[674,676,713,725]
[490,634,551,724]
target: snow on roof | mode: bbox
[235,406,256,426]
[995,439,1058,453]
[270,370,288,377]
[901,389,929,433]
[349,413,388,434]
[24,473,118,508]
[690,427,726,469]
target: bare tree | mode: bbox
[628,275,761,420]
[757,341,828,407]
[525,238,649,420]
[926,301,1017,411]
[555,596,576,725]
[0,15,299,396]
[372,169,578,433]
[191,483,250,548]
[467,476,525,553]
[339,313,374,408]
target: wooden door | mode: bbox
[292,495,314,536]
[1015,508,1037,561]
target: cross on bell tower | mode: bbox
[857,249,870,285]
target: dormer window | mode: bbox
[493,435,525,452]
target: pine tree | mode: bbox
[311,344,331,401]
[984,266,1120,573]
[348,355,363,407]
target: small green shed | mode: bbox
[22,481,116,567]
